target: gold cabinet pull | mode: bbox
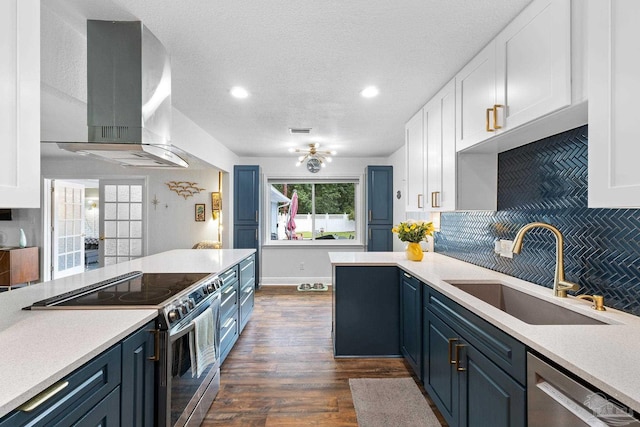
[255,211,258,222]
[486,108,494,132]
[455,344,467,372]
[448,338,458,364]
[493,104,504,130]
[19,381,69,412]
[431,191,440,208]
[255,229,258,240]
[417,194,424,209]
[148,329,160,362]
[368,228,372,240]
[368,210,372,222]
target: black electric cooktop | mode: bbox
[29,272,212,308]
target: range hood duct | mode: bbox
[56,20,188,168]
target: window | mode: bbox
[268,181,357,242]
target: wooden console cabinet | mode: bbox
[0,247,39,289]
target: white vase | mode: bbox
[19,229,27,248]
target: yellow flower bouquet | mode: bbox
[392,220,434,261]
[392,220,435,243]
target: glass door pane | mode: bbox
[100,179,145,266]
[52,180,85,279]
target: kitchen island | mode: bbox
[0,248,254,419]
[330,251,640,415]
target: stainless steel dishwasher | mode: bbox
[528,353,640,426]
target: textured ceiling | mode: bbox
[43,0,532,158]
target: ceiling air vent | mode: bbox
[289,128,312,134]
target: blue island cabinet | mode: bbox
[0,321,156,427]
[333,266,400,357]
[423,287,526,427]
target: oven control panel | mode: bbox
[161,275,222,329]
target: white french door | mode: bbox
[99,180,146,266]
[52,180,85,278]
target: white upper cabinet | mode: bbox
[495,0,571,131]
[405,109,425,211]
[455,42,497,152]
[0,0,40,208]
[456,0,572,153]
[588,0,640,208]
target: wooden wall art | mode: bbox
[165,181,206,199]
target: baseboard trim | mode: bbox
[260,276,332,286]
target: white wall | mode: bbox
[41,156,223,255]
[388,144,407,252]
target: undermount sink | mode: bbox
[445,281,607,325]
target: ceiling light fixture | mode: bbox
[230,86,249,99]
[361,86,379,98]
[290,143,337,172]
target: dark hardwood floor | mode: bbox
[203,285,446,426]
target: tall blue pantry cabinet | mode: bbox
[365,166,393,251]
[233,165,260,287]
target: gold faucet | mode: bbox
[577,294,606,311]
[511,222,579,298]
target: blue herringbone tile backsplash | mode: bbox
[435,125,640,316]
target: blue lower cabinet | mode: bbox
[121,321,156,426]
[400,270,422,377]
[461,344,525,427]
[423,309,459,427]
[333,266,400,357]
[423,287,525,427]
[0,345,122,427]
[0,322,158,427]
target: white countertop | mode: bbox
[330,251,640,413]
[0,248,254,419]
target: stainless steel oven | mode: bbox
[27,271,224,427]
[159,289,221,427]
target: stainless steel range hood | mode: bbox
[56,20,188,168]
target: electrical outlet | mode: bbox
[499,239,513,258]
[299,262,305,270]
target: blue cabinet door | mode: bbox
[234,225,258,250]
[400,271,422,377]
[233,166,259,225]
[366,166,393,224]
[121,321,156,427]
[367,225,393,252]
[424,308,459,427]
[234,166,260,286]
[460,344,526,427]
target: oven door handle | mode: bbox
[169,322,195,343]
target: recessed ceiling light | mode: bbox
[230,86,249,99]
[361,86,379,98]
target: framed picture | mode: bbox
[211,192,222,211]
[195,204,206,222]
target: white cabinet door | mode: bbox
[588,0,640,208]
[496,0,571,131]
[426,80,455,211]
[405,109,425,211]
[455,42,497,152]
[0,0,40,208]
